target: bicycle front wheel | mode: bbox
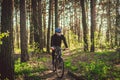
[56,58,64,78]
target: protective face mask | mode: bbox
[57,33,61,36]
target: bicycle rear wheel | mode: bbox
[56,58,64,78]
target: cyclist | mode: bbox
[51,27,68,71]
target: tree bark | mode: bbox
[90,0,96,52]
[29,11,34,45]
[115,0,120,46]
[43,1,47,48]
[80,0,89,52]
[51,2,54,34]
[47,0,52,53]
[20,0,29,62]
[38,0,43,51]
[55,0,58,28]
[106,0,111,47]
[0,0,14,79]
[0,0,1,55]
[32,0,39,43]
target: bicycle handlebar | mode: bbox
[51,46,68,51]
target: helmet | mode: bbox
[55,28,61,33]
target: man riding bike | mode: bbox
[51,27,68,71]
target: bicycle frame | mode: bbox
[53,46,64,78]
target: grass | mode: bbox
[64,57,78,72]
[95,50,115,55]
[37,57,48,62]
[64,49,120,79]
[15,58,48,79]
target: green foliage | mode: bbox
[95,51,119,62]
[64,50,119,79]
[15,58,32,75]
[79,60,111,80]
[65,31,82,50]
[94,31,114,50]
[15,58,46,75]
[28,45,34,53]
[64,58,78,72]
[95,51,114,55]
[31,42,41,53]
[0,32,9,45]
[64,59,72,69]
[111,69,120,79]
[70,66,78,71]
[37,57,47,62]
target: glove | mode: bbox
[51,47,55,50]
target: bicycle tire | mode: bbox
[56,58,64,78]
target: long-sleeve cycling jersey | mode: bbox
[51,34,68,48]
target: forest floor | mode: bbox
[15,49,76,80]
[15,48,120,80]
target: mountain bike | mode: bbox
[53,46,65,78]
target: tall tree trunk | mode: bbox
[47,0,52,53]
[115,0,120,46]
[32,0,39,43]
[29,20,34,45]
[80,0,89,52]
[43,1,46,48]
[20,0,29,62]
[0,0,14,79]
[38,0,43,51]
[29,11,34,45]
[0,1,1,55]
[98,15,103,48]
[61,1,65,29]
[108,0,112,48]
[55,0,58,28]
[106,0,111,47]
[51,2,54,34]
[90,0,96,52]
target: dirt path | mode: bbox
[39,52,75,80]
[39,70,75,80]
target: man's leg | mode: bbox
[52,50,55,71]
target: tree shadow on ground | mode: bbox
[23,70,67,80]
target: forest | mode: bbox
[0,0,120,80]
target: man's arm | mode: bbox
[61,35,68,48]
